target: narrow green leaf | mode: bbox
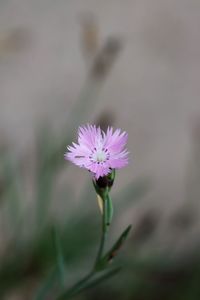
[82,267,121,291]
[100,225,132,266]
[52,227,66,288]
[34,268,58,300]
[57,267,121,300]
[57,272,94,300]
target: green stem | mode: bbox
[94,196,107,266]
[56,190,110,300]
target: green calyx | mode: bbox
[93,169,115,196]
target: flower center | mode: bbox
[93,150,107,162]
[89,147,110,164]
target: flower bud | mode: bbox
[94,169,115,193]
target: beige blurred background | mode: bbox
[0,0,200,252]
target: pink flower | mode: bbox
[65,124,129,179]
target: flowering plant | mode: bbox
[54,124,131,299]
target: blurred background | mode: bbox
[0,0,200,299]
